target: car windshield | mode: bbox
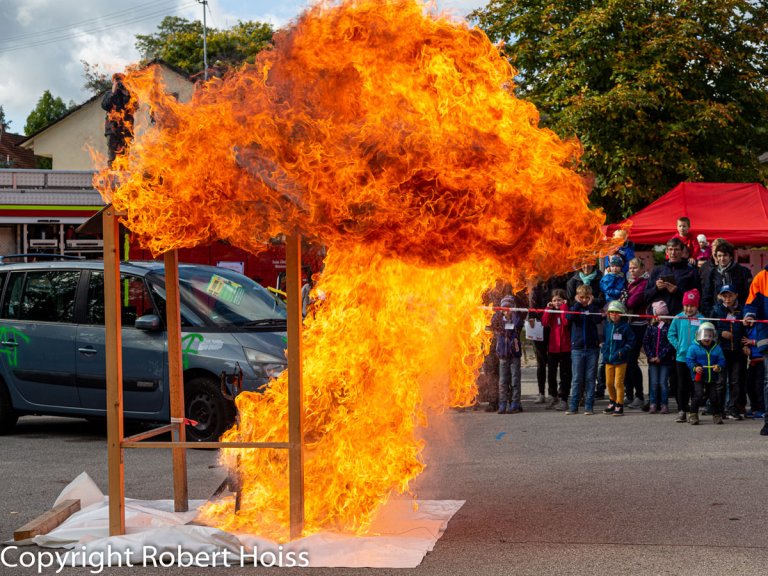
[146,265,286,328]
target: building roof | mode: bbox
[0,131,37,168]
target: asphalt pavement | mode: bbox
[1,364,767,575]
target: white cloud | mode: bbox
[74,28,140,77]
[14,0,50,27]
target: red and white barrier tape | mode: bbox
[484,306,768,325]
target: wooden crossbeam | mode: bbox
[14,499,81,541]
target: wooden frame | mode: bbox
[103,207,125,535]
[102,211,305,538]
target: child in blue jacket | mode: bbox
[600,255,627,304]
[712,284,746,419]
[685,322,726,425]
[566,284,603,415]
[601,300,635,416]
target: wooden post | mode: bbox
[286,233,305,540]
[103,208,125,536]
[164,250,189,512]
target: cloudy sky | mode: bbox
[0,0,488,135]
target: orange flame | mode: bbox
[99,0,606,540]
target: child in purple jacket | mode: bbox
[643,301,675,414]
[492,295,525,414]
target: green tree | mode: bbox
[0,105,10,131]
[135,16,273,76]
[471,0,768,221]
[24,90,73,136]
[81,60,112,95]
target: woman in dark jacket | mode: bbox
[622,257,649,408]
[566,262,604,307]
[701,240,752,316]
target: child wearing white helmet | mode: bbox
[685,321,726,425]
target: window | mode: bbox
[1,271,79,322]
[1,273,23,319]
[0,272,7,305]
[86,272,154,325]
[144,267,286,328]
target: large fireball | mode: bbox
[101,0,605,539]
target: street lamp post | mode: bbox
[198,0,209,81]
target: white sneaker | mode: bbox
[546,397,559,410]
[534,394,546,404]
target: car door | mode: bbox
[75,270,166,417]
[0,269,80,409]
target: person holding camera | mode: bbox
[645,237,700,316]
[541,289,571,411]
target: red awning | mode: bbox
[605,182,768,246]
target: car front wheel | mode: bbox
[184,377,234,443]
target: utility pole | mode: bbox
[198,0,208,81]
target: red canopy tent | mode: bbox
[605,182,768,246]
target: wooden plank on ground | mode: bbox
[14,499,81,541]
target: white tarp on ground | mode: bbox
[12,473,463,568]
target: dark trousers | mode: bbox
[480,337,499,404]
[675,361,693,413]
[596,347,606,396]
[745,360,765,413]
[533,328,550,395]
[668,362,678,398]
[624,324,647,401]
[722,349,746,414]
[547,351,572,400]
[692,377,724,416]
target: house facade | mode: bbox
[19,62,194,170]
[0,62,194,258]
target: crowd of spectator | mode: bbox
[481,218,768,437]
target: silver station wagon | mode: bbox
[0,260,287,442]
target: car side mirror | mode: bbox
[135,314,162,331]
